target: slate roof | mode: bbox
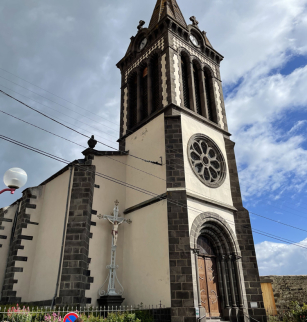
[148,0,188,30]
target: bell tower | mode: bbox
[116,1,266,322]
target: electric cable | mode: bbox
[0,74,120,134]
[0,85,118,141]
[0,89,163,166]
[1,134,307,252]
[2,108,306,235]
[0,68,200,167]
[0,67,121,129]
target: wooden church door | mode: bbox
[198,255,221,317]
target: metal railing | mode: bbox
[0,304,171,322]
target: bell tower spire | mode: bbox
[148,0,187,30]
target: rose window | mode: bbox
[188,134,226,188]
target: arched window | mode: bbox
[128,73,138,129]
[204,69,214,122]
[151,55,160,113]
[193,63,201,115]
[181,56,190,109]
[141,66,148,120]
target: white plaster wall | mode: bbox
[0,204,18,300]
[125,113,166,209]
[181,114,233,206]
[14,170,72,302]
[86,155,127,305]
[123,200,171,307]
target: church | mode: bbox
[0,1,267,322]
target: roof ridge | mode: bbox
[148,0,187,30]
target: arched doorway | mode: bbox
[197,236,221,317]
[191,213,247,321]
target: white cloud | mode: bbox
[255,238,307,275]
[288,120,307,134]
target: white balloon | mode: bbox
[3,168,27,189]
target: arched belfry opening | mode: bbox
[191,214,246,320]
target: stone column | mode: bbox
[194,250,202,308]
[220,255,230,308]
[188,59,196,112]
[147,59,153,116]
[233,255,244,308]
[136,68,142,123]
[220,255,231,318]
[199,67,208,118]
[216,258,225,310]
[227,255,237,308]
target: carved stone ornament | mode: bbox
[190,16,199,27]
[137,20,145,30]
[187,134,226,188]
[88,135,97,149]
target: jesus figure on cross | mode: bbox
[107,217,124,246]
[98,200,131,247]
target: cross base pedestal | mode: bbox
[98,295,125,308]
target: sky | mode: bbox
[0,0,307,276]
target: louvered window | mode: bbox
[152,56,160,113]
[204,70,214,122]
[181,57,190,109]
[141,67,148,120]
[128,73,138,129]
[193,64,201,115]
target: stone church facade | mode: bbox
[0,1,267,322]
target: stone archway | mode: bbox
[190,212,248,321]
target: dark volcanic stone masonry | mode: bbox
[56,164,96,306]
[165,115,196,322]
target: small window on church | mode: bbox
[181,56,190,109]
[151,55,160,113]
[128,73,138,129]
[141,66,148,120]
[204,69,214,122]
[193,64,202,115]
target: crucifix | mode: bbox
[97,200,131,296]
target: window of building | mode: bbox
[141,66,148,120]
[204,69,214,122]
[128,73,138,129]
[151,55,160,113]
[181,56,190,109]
[193,64,202,115]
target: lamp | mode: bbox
[0,168,27,195]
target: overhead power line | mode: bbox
[2,107,307,235]
[0,67,121,129]
[0,85,118,146]
[1,134,307,252]
[0,89,162,166]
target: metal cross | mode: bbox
[97,200,131,296]
[190,16,199,27]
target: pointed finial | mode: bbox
[190,16,199,27]
[137,20,145,30]
[88,135,97,149]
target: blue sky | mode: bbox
[0,0,307,275]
